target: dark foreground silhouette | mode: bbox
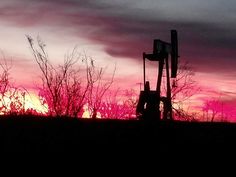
[0,115,236,152]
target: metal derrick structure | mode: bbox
[136,30,179,121]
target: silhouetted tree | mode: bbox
[170,61,200,120]
[0,56,11,113]
[99,89,138,119]
[0,54,26,115]
[27,36,115,118]
[86,62,115,119]
[27,36,90,117]
[201,96,236,122]
[202,99,225,122]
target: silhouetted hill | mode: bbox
[0,115,236,152]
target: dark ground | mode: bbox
[1,115,236,152]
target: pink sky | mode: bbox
[0,0,236,120]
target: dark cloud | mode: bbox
[0,0,236,75]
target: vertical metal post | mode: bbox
[143,52,146,90]
[156,59,164,95]
[155,58,164,120]
[165,55,172,120]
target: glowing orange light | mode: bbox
[24,92,48,114]
[82,103,101,118]
[0,91,48,115]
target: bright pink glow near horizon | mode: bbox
[0,0,235,121]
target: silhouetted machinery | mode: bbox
[136,30,179,120]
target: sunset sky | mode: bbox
[0,0,236,119]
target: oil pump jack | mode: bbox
[136,30,179,121]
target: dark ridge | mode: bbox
[0,115,236,152]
